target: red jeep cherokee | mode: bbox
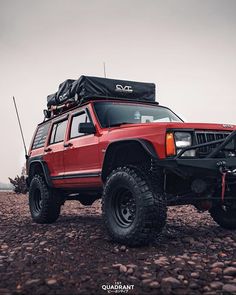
[27,76,236,246]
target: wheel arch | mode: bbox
[101,139,158,182]
[28,159,53,187]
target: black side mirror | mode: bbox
[79,122,96,134]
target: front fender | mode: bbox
[101,138,158,181]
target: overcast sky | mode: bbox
[0,0,236,182]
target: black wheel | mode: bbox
[102,166,167,246]
[210,201,236,229]
[29,175,61,224]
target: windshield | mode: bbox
[93,102,183,128]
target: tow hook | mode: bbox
[217,161,236,176]
[217,161,236,202]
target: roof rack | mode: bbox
[43,96,159,121]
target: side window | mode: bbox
[70,112,90,139]
[50,119,68,144]
[32,123,50,149]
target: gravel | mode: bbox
[0,192,236,294]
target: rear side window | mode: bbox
[70,112,91,138]
[32,123,50,149]
[50,119,68,144]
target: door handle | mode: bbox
[44,147,52,152]
[64,142,73,148]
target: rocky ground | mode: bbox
[0,192,236,295]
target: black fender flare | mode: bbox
[28,158,53,187]
[101,138,158,181]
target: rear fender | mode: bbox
[28,157,53,187]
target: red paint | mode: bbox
[28,100,236,189]
[221,172,226,202]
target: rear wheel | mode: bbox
[29,175,61,224]
[102,166,167,246]
[210,199,236,229]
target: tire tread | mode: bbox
[102,166,167,246]
[29,175,61,224]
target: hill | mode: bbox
[0,182,13,190]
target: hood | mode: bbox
[113,122,236,132]
[162,122,236,132]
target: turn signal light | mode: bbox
[166,133,176,156]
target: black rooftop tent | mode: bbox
[47,76,156,110]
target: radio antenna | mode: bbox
[13,96,28,159]
[103,62,107,78]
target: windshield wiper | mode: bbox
[108,122,133,128]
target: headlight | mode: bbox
[166,131,195,157]
[175,132,195,157]
[175,132,192,148]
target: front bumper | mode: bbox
[159,130,236,176]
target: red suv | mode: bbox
[27,76,236,246]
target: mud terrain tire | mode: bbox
[29,175,61,224]
[210,203,236,229]
[102,166,167,246]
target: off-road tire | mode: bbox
[29,175,61,224]
[102,166,167,246]
[210,204,236,229]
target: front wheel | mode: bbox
[102,166,167,246]
[210,201,236,229]
[29,175,61,224]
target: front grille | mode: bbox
[195,131,231,156]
